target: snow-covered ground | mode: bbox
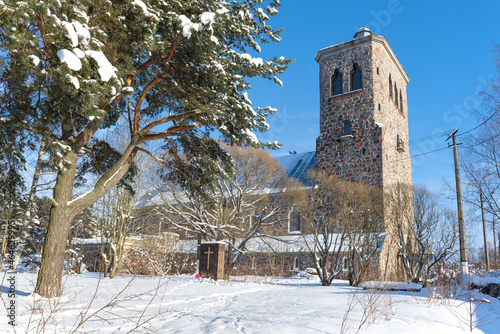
[1,272,500,333]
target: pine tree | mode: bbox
[0,0,291,297]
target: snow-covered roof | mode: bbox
[276,151,316,186]
[71,232,386,255]
[136,151,317,208]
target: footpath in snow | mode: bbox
[1,272,500,333]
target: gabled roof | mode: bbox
[276,151,316,186]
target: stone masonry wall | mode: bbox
[315,33,413,280]
[371,39,412,188]
[316,39,383,188]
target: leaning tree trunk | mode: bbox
[35,152,78,298]
[35,136,137,297]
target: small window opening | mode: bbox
[344,122,352,135]
[389,75,393,100]
[394,82,398,106]
[399,90,403,111]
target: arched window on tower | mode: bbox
[351,64,362,91]
[394,82,398,106]
[331,69,342,96]
[389,75,393,100]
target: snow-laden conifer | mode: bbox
[0,0,291,298]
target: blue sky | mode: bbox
[249,0,500,193]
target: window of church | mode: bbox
[344,122,352,135]
[389,75,393,100]
[289,208,301,233]
[399,90,403,112]
[394,82,398,106]
[377,67,379,75]
[293,257,299,271]
[351,64,362,90]
[331,70,342,96]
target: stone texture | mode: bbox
[315,33,412,190]
[315,31,413,280]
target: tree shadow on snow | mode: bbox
[1,284,31,296]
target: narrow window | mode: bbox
[351,64,362,91]
[389,75,393,100]
[362,147,366,155]
[394,82,398,106]
[272,257,277,269]
[399,90,403,111]
[344,122,352,135]
[331,70,342,96]
[378,103,381,111]
[294,257,299,271]
[251,257,256,269]
[289,208,301,232]
[376,67,379,75]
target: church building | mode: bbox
[81,28,414,280]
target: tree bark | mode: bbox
[35,145,136,297]
[35,151,78,297]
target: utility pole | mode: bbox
[480,189,490,270]
[493,217,498,269]
[446,129,468,286]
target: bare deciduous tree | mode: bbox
[93,139,157,278]
[340,182,384,287]
[386,184,458,283]
[157,144,300,276]
[299,171,345,286]
[299,171,384,287]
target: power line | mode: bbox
[462,131,500,149]
[383,146,450,165]
[457,110,498,137]
[387,130,500,165]
[409,130,452,145]
[410,146,450,158]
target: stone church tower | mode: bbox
[315,28,413,279]
[315,27,412,189]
